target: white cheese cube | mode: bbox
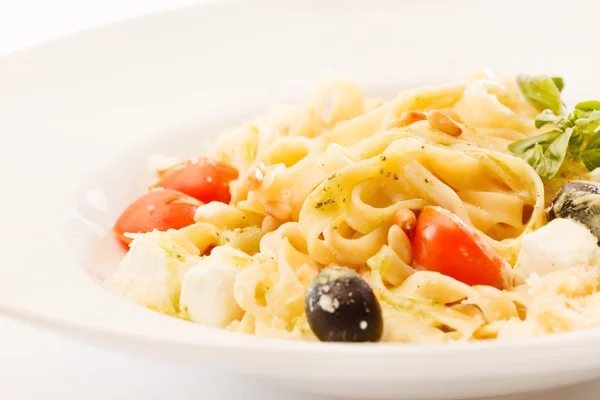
[514,219,598,284]
[104,230,201,315]
[180,247,250,328]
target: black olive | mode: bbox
[547,181,600,242]
[305,266,383,342]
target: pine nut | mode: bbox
[396,111,427,127]
[247,164,265,191]
[392,209,417,235]
[387,225,413,264]
[427,110,462,137]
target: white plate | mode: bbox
[2,1,600,399]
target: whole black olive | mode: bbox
[547,181,600,243]
[305,266,383,342]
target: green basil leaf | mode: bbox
[551,77,565,92]
[575,112,600,136]
[535,109,562,129]
[543,128,573,178]
[521,144,545,173]
[535,109,572,130]
[568,127,584,157]
[508,129,571,178]
[508,130,563,154]
[575,100,600,112]
[517,74,562,115]
[570,108,590,121]
[580,132,600,171]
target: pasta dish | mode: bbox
[105,71,600,343]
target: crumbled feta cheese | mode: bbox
[514,219,599,284]
[318,295,334,313]
[104,230,201,315]
[179,247,250,328]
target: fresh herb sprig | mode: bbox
[508,75,600,179]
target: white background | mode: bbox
[1,1,600,399]
[0,0,199,56]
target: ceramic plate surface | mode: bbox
[1,1,600,399]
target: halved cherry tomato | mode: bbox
[152,157,238,204]
[411,206,508,288]
[114,189,201,244]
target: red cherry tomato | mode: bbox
[152,157,238,204]
[114,189,201,244]
[412,206,508,288]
